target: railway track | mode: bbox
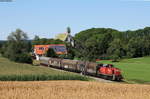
[40,65,114,83]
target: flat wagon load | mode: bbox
[61,59,78,70]
[48,58,62,68]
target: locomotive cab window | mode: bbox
[103,64,108,67]
[108,64,114,68]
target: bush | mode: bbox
[111,55,119,62]
[1,29,33,64]
[46,48,57,58]
[98,55,111,60]
[11,53,33,64]
[58,54,67,59]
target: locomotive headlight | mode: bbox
[115,69,120,72]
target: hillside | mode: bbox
[98,57,150,83]
[0,81,150,99]
[0,57,90,81]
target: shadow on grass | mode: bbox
[0,74,91,81]
[123,79,150,84]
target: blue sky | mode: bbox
[0,0,150,40]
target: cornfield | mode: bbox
[0,81,150,99]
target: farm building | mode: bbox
[34,44,67,59]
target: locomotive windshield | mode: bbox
[102,64,114,67]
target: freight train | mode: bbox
[39,57,123,81]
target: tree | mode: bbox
[65,43,75,59]
[32,37,65,45]
[46,48,57,58]
[7,29,28,41]
[126,38,143,58]
[67,27,71,34]
[74,28,118,61]
[107,39,125,61]
[34,35,40,41]
[0,41,6,55]
[2,29,32,64]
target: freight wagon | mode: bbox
[40,57,123,81]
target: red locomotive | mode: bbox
[97,64,123,81]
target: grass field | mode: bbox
[0,81,150,99]
[0,57,90,81]
[97,57,150,83]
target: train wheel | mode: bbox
[116,77,122,81]
[106,76,111,80]
[95,70,98,76]
[103,75,108,80]
[117,78,121,81]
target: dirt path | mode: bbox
[89,76,113,82]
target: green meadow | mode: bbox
[1,55,149,83]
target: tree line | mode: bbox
[0,29,69,64]
[1,27,150,63]
[74,27,150,61]
[0,29,32,63]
